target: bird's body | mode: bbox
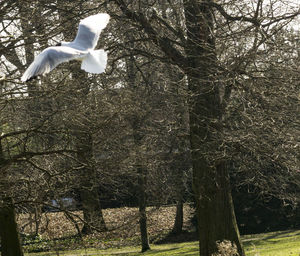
[21,13,110,82]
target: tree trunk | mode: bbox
[80,187,107,234]
[0,198,24,256]
[196,163,244,255]
[33,205,42,237]
[65,34,107,234]
[0,135,23,256]
[183,1,245,255]
[130,116,151,253]
[138,167,151,252]
[125,31,151,252]
[171,157,186,235]
[76,133,107,234]
[172,199,184,234]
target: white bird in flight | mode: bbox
[21,13,110,82]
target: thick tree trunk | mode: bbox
[183,1,245,255]
[195,163,244,255]
[80,187,107,234]
[0,198,23,256]
[0,137,23,256]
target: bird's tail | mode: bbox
[81,49,107,74]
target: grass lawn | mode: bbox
[26,242,198,256]
[25,229,300,256]
[243,229,300,256]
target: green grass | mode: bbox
[25,229,300,256]
[243,229,300,256]
[26,242,198,256]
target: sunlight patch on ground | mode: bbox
[26,230,300,256]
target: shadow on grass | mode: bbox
[109,247,199,256]
[170,247,199,256]
[243,229,300,242]
[243,229,300,249]
[261,229,300,240]
[154,231,197,245]
[110,247,179,255]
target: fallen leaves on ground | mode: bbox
[17,204,195,251]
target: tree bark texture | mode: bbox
[131,118,150,252]
[183,1,245,255]
[0,198,24,256]
[80,187,107,234]
[69,50,107,234]
[76,133,107,234]
[138,166,151,252]
[172,199,184,234]
[113,1,244,254]
[0,134,24,256]
[125,32,151,252]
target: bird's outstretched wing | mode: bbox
[21,46,85,82]
[72,13,110,51]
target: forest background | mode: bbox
[0,1,299,256]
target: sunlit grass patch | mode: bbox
[25,229,300,256]
[25,242,199,256]
[243,230,300,256]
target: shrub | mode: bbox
[212,240,239,256]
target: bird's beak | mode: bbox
[55,42,61,46]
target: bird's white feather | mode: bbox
[80,13,110,30]
[71,13,110,51]
[21,13,110,82]
[21,47,86,82]
[81,50,107,74]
